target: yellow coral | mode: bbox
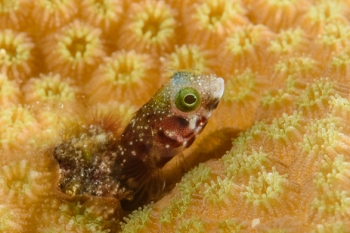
[160,44,216,78]
[22,73,78,105]
[79,0,123,37]
[0,0,31,31]
[267,28,310,55]
[0,29,36,81]
[219,24,275,74]
[121,205,153,233]
[55,202,113,232]
[117,0,177,56]
[85,50,160,107]
[0,204,29,233]
[30,0,78,31]
[291,115,348,183]
[0,105,39,151]
[274,56,319,85]
[257,84,296,121]
[0,74,21,107]
[182,0,248,48]
[0,160,52,204]
[262,112,306,165]
[329,45,350,81]
[1,0,350,232]
[246,0,310,31]
[41,20,106,81]
[295,78,340,118]
[300,1,349,36]
[307,155,350,229]
[329,94,350,119]
[175,217,204,232]
[313,21,350,58]
[213,68,268,130]
[241,167,299,218]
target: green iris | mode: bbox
[175,87,200,112]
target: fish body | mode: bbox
[54,71,224,203]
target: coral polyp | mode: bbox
[300,1,348,36]
[85,50,159,107]
[310,155,350,227]
[80,0,123,37]
[214,68,268,130]
[30,0,78,32]
[241,167,299,218]
[247,0,309,32]
[117,0,177,55]
[0,204,29,233]
[41,20,106,81]
[274,56,319,84]
[313,21,350,59]
[267,28,310,57]
[0,74,21,107]
[0,160,52,204]
[220,24,275,74]
[329,45,350,81]
[160,44,216,78]
[0,0,30,30]
[182,0,248,48]
[295,78,338,118]
[22,73,78,105]
[0,105,39,151]
[0,29,36,81]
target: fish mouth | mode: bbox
[212,77,224,100]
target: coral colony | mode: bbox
[0,0,350,232]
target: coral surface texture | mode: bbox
[1,0,350,232]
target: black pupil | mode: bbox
[184,94,196,105]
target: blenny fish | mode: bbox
[53,71,224,207]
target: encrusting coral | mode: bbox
[79,0,123,38]
[0,0,32,31]
[181,0,248,48]
[22,73,79,105]
[0,74,21,107]
[85,50,160,107]
[159,44,217,79]
[117,0,177,56]
[0,105,40,151]
[41,20,106,81]
[246,0,310,32]
[212,68,269,130]
[1,0,350,232]
[29,0,79,32]
[219,24,275,75]
[0,29,37,81]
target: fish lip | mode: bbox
[213,77,225,100]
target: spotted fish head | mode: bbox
[141,71,224,167]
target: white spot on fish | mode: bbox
[213,77,225,99]
[165,130,174,138]
[189,116,197,130]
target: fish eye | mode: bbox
[175,87,200,112]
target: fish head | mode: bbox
[149,71,224,166]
